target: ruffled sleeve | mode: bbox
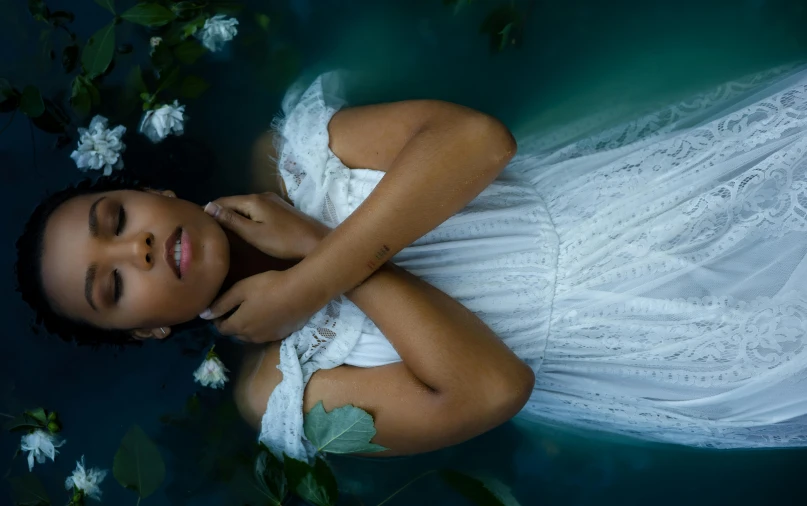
[271,72,353,228]
[258,72,369,463]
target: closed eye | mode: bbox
[113,270,123,303]
[116,206,126,236]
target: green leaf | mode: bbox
[180,75,209,99]
[26,408,47,425]
[49,11,75,26]
[497,22,513,52]
[94,0,116,15]
[5,413,42,433]
[173,40,207,65]
[282,454,310,493]
[248,450,287,505]
[27,0,48,22]
[0,79,19,113]
[439,470,508,506]
[180,16,208,40]
[8,475,51,506]
[255,13,270,31]
[121,3,176,27]
[155,66,180,95]
[303,402,388,454]
[20,88,45,118]
[31,100,69,134]
[297,457,338,506]
[113,425,166,500]
[82,23,116,78]
[70,77,92,118]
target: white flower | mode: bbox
[196,14,239,52]
[194,355,229,389]
[139,101,186,143]
[149,36,162,56]
[20,429,65,472]
[65,456,107,501]
[70,115,126,176]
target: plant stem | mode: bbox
[0,109,17,137]
[136,497,141,506]
[0,412,14,419]
[375,469,438,506]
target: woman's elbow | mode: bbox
[469,114,517,168]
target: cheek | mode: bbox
[120,278,207,328]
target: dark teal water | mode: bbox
[3,0,807,505]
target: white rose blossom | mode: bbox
[65,456,107,501]
[194,348,230,389]
[20,429,66,472]
[149,36,162,56]
[139,101,186,143]
[69,115,126,176]
[196,14,239,52]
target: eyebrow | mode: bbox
[88,196,105,238]
[85,263,98,312]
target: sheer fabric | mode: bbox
[260,63,807,461]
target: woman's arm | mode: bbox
[300,101,517,303]
[237,262,535,456]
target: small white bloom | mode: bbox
[20,429,65,472]
[70,115,126,176]
[139,101,186,143]
[149,36,162,56]
[196,14,239,52]
[194,356,230,389]
[65,456,107,501]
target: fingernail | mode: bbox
[199,309,213,320]
[204,202,220,218]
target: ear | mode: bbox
[144,188,177,198]
[130,327,172,340]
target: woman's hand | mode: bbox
[204,192,329,259]
[200,193,332,342]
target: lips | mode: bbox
[163,227,182,279]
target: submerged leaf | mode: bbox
[440,470,509,506]
[20,87,45,118]
[31,99,69,134]
[27,0,48,22]
[303,402,388,454]
[121,3,176,27]
[174,40,207,65]
[0,78,19,112]
[283,455,336,506]
[180,75,209,99]
[113,425,166,500]
[8,475,51,506]
[82,23,116,78]
[255,13,270,31]
[94,0,116,15]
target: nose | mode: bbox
[112,231,155,270]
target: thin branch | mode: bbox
[0,412,14,419]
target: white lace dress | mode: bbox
[260,63,807,461]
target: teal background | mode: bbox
[2,0,807,504]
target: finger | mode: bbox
[204,198,258,238]
[199,284,245,321]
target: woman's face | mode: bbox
[40,189,230,337]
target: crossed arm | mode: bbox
[238,99,534,455]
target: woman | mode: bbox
[17,64,807,462]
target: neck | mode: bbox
[218,230,299,295]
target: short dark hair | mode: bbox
[15,174,148,346]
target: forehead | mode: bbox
[40,192,106,320]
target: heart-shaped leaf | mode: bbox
[113,425,166,500]
[174,40,207,65]
[5,413,42,433]
[70,77,92,118]
[94,0,116,15]
[303,402,388,454]
[82,23,116,78]
[121,3,176,27]
[20,87,45,118]
[8,475,51,506]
